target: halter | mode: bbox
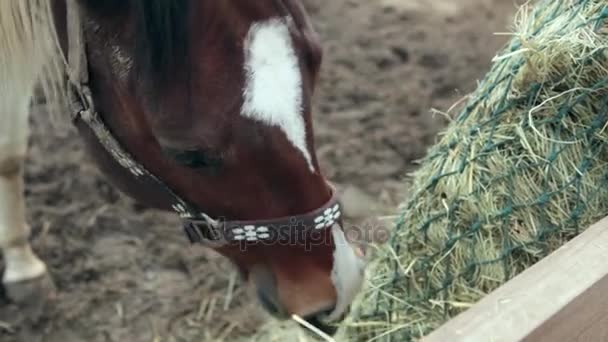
[64,1,343,246]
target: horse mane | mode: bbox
[0,0,191,126]
[131,0,190,86]
[0,0,67,122]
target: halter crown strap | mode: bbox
[63,2,343,246]
[66,0,88,86]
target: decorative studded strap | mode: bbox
[64,1,343,246]
[183,186,343,246]
[66,0,88,87]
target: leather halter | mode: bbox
[64,1,343,246]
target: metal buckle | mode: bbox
[183,221,228,246]
[183,222,202,243]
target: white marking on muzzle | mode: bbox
[241,18,315,172]
[326,224,366,322]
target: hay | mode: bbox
[340,0,608,340]
[239,318,327,342]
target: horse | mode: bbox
[0,0,366,335]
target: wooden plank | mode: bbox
[422,216,608,342]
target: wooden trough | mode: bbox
[422,216,608,342]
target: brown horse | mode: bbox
[0,0,366,336]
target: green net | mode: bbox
[341,0,608,340]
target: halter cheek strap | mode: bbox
[64,1,343,246]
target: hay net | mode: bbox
[343,0,608,340]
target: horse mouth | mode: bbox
[294,311,341,338]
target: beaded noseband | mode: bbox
[64,1,343,246]
[182,188,342,246]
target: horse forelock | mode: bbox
[131,0,190,87]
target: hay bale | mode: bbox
[341,0,608,340]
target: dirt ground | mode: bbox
[0,0,519,341]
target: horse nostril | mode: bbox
[256,288,282,317]
[252,264,285,318]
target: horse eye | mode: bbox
[162,147,223,169]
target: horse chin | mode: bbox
[298,314,340,337]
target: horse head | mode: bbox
[56,0,367,333]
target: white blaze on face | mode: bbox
[326,224,366,322]
[241,18,315,172]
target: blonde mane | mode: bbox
[0,0,67,120]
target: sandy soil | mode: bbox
[0,0,519,341]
